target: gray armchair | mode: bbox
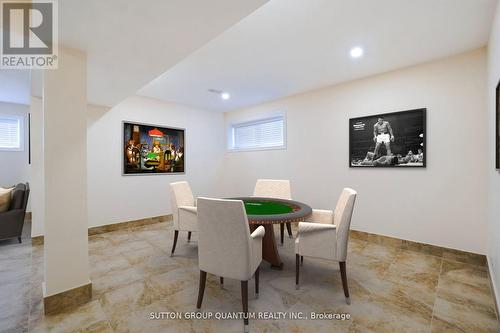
[0,183,30,243]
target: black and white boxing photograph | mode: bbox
[349,109,426,167]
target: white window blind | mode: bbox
[0,115,22,150]
[231,116,285,150]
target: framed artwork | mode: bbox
[349,108,426,168]
[496,80,500,169]
[123,121,185,175]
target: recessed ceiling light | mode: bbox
[208,89,231,100]
[350,47,364,58]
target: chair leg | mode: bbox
[339,261,350,305]
[280,223,284,245]
[301,255,304,265]
[255,266,260,298]
[171,230,179,257]
[295,254,300,289]
[187,231,192,242]
[241,280,249,331]
[17,237,22,243]
[197,270,207,309]
[220,277,224,289]
[286,222,293,238]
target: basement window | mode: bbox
[229,115,286,151]
[0,114,24,151]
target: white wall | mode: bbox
[222,48,488,254]
[487,0,500,312]
[30,97,44,237]
[0,102,30,190]
[43,47,90,296]
[87,96,225,227]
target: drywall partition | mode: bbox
[222,48,488,254]
[87,96,225,228]
[43,47,90,297]
[487,0,500,312]
[30,96,44,237]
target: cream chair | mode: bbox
[169,181,197,256]
[295,188,357,304]
[196,197,265,332]
[253,179,293,244]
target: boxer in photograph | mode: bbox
[373,117,394,158]
[360,151,375,165]
[372,155,399,167]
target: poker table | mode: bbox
[230,197,312,269]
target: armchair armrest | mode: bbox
[296,222,337,259]
[0,209,25,238]
[251,226,265,271]
[178,205,197,214]
[305,209,334,224]
[298,221,336,234]
[0,209,25,223]
[177,206,197,231]
[251,226,265,239]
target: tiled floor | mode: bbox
[1,221,499,333]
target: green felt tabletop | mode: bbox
[243,201,294,215]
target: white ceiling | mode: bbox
[138,0,498,112]
[0,70,30,105]
[58,0,268,107]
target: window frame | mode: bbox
[228,113,287,152]
[0,113,25,152]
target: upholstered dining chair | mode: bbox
[196,197,265,332]
[253,179,293,244]
[294,188,357,304]
[169,181,197,256]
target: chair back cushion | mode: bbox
[197,197,253,281]
[334,188,357,261]
[0,187,14,213]
[253,179,291,200]
[169,181,194,228]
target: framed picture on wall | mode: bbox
[496,80,500,169]
[349,108,426,168]
[123,121,185,175]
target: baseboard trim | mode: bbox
[31,214,172,245]
[487,257,500,320]
[88,214,172,235]
[31,235,44,245]
[350,229,487,267]
[43,281,92,315]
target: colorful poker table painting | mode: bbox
[123,121,185,175]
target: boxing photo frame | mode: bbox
[349,108,426,168]
[496,80,500,169]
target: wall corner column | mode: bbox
[42,46,91,314]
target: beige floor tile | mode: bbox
[442,249,488,267]
[440,259,490,289]
[357,243,400,263]
[392,249,442,273]
[347,295,432,333]
[436,275,496,312]
[91,266,145,297]
[383,263,439,307]
[90,255,131,279]
[1,221,499,332]
[29,300,110,333]
[432,296,499,333]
